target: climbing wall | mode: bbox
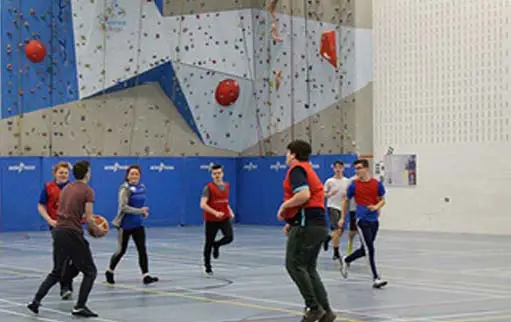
[0,83,236,157]
[1,0,78,117]
[163,0,265,16]
[243,0,372,155]
[0,0,373,156]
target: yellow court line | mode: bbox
[101,282,363,322]
[0,269,362,322]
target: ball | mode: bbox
[25,40,47,63]
[87,214,109,238]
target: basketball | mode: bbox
[87,214,109,238]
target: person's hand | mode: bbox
[48,219,57,228]
[142,207,149,218]
[214,210,224,218]
[283,224,291,236]
[337,218,345,230]
[276,204,285,221]
[367,205,377,212]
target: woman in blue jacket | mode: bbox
[105,165,158,285]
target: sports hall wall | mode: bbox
[0,0,373,158]
[373,1,511,235]
[0,154,356,232]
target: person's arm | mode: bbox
[84,189,102,233]
[118,185,145,215]
[37,187,56,227]
[199,186,222,217]
[340,182,355,226]
[281,167,310,210]
[227,205,235,218]
[374,181,386,211]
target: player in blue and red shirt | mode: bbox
[339,159,388,288]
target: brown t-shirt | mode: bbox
[56,181,95,233]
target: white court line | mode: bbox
[403,308,511,321]
[0,299,120,322]
[0,307,65,322]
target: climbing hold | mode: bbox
[320,30,337,67]
[215,79,240,107]
[25,40,46,63]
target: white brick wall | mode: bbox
[373,0,511,235]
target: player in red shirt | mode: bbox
[277,140,336,322]
[199,164,234,276]
[339,159,387,288]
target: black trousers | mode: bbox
[203,219,233,270]
[108,226,149,274]
[49,226,79,293]
[345,219,380,280]
[33,229,97,308]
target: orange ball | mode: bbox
[25,40,46,63]
[87,215,109,238]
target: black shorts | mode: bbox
[328,208,357,232]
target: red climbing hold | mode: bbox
[25,40,46,63]
[215,79,240,107]
[320,30,337,67]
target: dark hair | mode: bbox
[211,164,223,171]
[354,159,370,168]
[124,165,141,182]
[286,140,312,161]
[333,160,344,167]
[72,160,90,180]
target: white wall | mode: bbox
[373,0,511,235]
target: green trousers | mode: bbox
[285,225,331,311]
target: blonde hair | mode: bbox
[53,161,70,175]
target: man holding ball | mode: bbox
[28,160,106,318]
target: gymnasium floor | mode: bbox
[0,226,510,322]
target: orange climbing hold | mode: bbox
[215,79,240,107]
[320,30,337,67]
[25,40,46,63]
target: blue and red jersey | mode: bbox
[346,178,386,222]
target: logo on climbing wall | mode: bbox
[104,162,129,172]
[97,0,127,32]
[149,163,175,172]
[243,162,258,171]
[270,161,287,171]
[7,162,36,173]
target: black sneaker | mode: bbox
[319,310,336,322]
[301,306,325,322]
[27,302,39,314]
[213,245,220,259]
[204,268,213,277]
[60,289,72,300]
[72,306,98,317]
[105,271,115,284]
[143,275,159,285]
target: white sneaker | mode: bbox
[340,256,348,278]
[373,278,388,288]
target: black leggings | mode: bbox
[203,219,233,270]
[108,226,149,274]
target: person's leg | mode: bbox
[68,233,98,317]
[28,229,68,314]
[346,211,357,254]
[203,221,220,274]
[305,226,336,322]
[60,257,79,299]
[105,228,131,284]
[131,227,158,284]
[363,221,387,288]
[285,226,328,322]
[340,219,366,278]
[212,219,233,258]
[326,208,342,259]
